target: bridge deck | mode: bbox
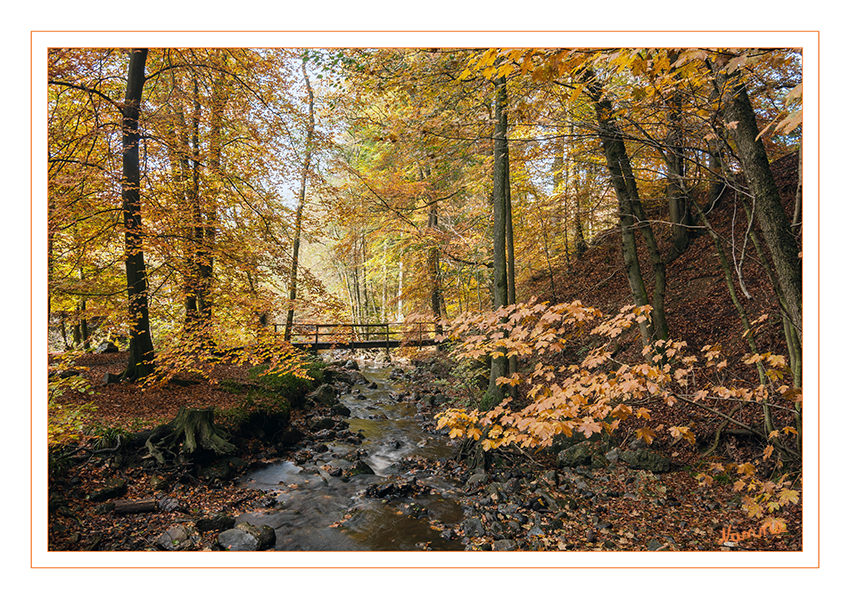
[274,322,440,352]
[290,338,436,351]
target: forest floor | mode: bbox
[46,152,803,553]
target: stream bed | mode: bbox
[236,361,467,551]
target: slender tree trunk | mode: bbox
[200,59,226,326]
[397,259,404,321]
[381,238,388,323]
[587,74,669,343]
[186,75,205,325]
[121,48,155,381]
[427,205,445,333]
[487,75,510,406]
[665,86,694,261]
[793,144,802,228]
[588,81,650,343]
[285,61,315,341]
[552,134,568,261]
[713,63,803,339]
[569,123,588,258]
[505,140,516,307]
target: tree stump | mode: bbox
[145,407,236,465]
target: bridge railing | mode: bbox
[271,322,440,349]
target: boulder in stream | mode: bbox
[308,383,337,406]
[217,522,276,551]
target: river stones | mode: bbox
[196,512,236,532]
[346,459,375,476]
[216,522,276,551]
[308,383,338,406]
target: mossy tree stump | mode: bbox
[145,407,236,465]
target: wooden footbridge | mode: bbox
[272,322,442,352]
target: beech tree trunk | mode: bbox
[285,60,315,341]
[121,49,155,381]
[587,75,669,343]
[714,65,803,339]
[665,84,694,261]
[487,75,510,406]
[427,204,445,333]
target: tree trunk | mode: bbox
[427,204,445,333]
[487,75,510,406]
[397,259,404,321]
[587,73,669,343]
[568,121,588,259]
[285,61,315,341]
[665,85,694,261]
[121,48,155,381]
[713,63,803,339]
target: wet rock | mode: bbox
[344,359,360,371]
[326,367,369,386]
[364,480,417,498]
[330,403,351,416]
[157,523,199,551]
[196,512,236,532]
[217,528,259,551]
[293,449,312,464]
[236,521,276,550]
[347,459,375,476]
[310,417,336,431]
[620,448,671,473]
[313,429,337,441]
[399,503,429,518]
[308,383,338,406]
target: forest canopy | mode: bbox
[47,46,803,385]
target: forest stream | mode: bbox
[236,362,467,551]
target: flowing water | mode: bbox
[237,362,466,551]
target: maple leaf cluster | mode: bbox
[435,299,801,532]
